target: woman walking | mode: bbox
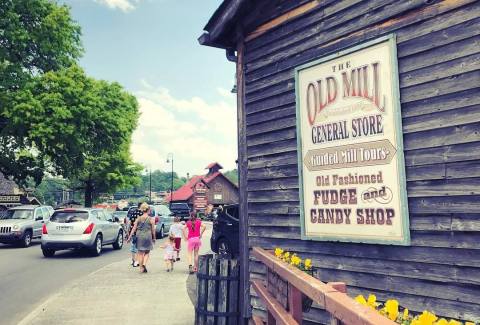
[183,211,206,274]
[127,202,155,273]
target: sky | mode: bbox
[62,0,237,178]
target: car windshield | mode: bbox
[50,211,89,223]
[0,210,33,220]
[113,211,127,217]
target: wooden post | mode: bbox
[287,284,303,324]
[328,282,347,325]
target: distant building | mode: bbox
[0,172,40,210]
[0,172,21,195]
[166,162,238,212]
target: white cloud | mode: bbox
[94,0,139,12]
[131,83,238,178]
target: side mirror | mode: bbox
[113,217,120,223]
[35,216,43,221]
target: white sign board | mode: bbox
[295,35,410,245]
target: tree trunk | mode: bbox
[84,180,94,207]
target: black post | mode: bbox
[170,157,174,209]
[149,168,152,203]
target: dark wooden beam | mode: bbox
[236,30,250,323]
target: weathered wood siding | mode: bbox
[242,0,480,323]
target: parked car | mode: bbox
[169,203,191,221]
[41,208,124,257]
[150,204,174,238]
[0,205,54,247]
[112,210,128,237]
[211,204,239,256]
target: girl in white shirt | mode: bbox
[169,216,183,261]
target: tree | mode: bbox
[0,0,141,206]
[0,0,82,185]
[223,169,238,185]
[135,170,186,193]
[14,66,141,206]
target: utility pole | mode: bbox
[149,168,152,204]
[167,153,174,209]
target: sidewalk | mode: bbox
[20,225,212,325]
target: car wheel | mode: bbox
[90,234,103,256]
[42,248,55,257]
[112,230,123,250]
[217,238,231,256]
[159,226,164,238]
[21,230,32,248]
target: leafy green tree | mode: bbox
[0,0,141,207]
[0,0,82,185]
[135,170,186,193]
[223,169,238,185]
[32,177,70,206]
[12,66,141,206]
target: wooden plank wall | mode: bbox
[242,0,480,323]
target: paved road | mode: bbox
[0,239,130,325]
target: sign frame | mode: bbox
[295,34,410,246]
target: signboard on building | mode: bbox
[295,35,410,245]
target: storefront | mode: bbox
[200,0,480,323]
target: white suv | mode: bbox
[0,205,54,247]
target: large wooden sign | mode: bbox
[295,35,410,245]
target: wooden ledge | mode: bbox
[251,247,397,325]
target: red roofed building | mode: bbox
[165,162,238,212]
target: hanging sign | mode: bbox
[295,35,410,245]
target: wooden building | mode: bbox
[166,162,239,211]
[200,0,480,323]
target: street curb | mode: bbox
[17,257,131,325]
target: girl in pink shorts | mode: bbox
[183,212,206,274]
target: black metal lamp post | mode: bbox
[149,168,152,204]
[166,153,174,209]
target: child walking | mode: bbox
[161,234,177,272]
[169,216,183,261]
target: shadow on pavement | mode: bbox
[0,241,41,249]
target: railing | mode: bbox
[251,247,397,325]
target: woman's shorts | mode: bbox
[130,241,138,253]
[187,237,201,251]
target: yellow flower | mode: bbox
[384,299,399,321]
[367,294,376,309]
[418,311,437,325]
[282,252,290,263]
[304,259,312,270]
[290,254,301,266]
[434,319,448,325]
[355,295,367,306]
[274,248,283,257]
[403,308,409,320]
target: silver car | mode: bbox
[150,204,174,238]
[41,208,124,257]
[0,205,54,247]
